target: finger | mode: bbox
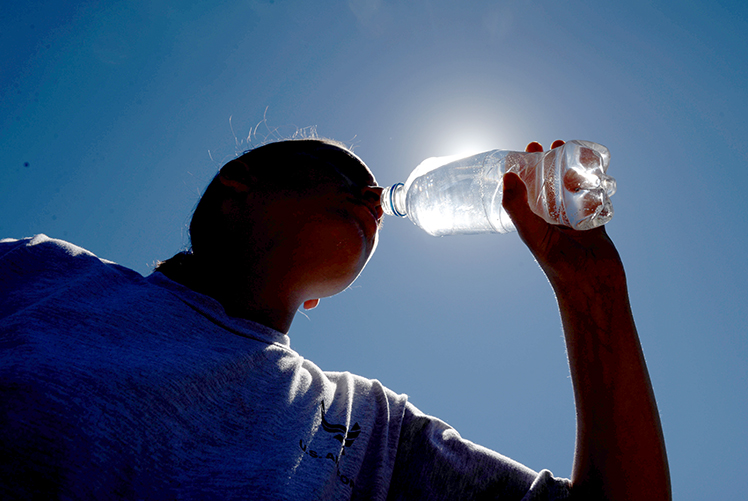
[502,172,551,247]
[550,139,565,149]
[525,141,543,153]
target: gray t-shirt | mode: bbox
[0,235,570,500]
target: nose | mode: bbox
[362,185,384,200]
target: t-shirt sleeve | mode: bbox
[386,403,571,500]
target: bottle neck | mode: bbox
[381,183,407,217]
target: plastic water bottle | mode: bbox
[380,140,617,236]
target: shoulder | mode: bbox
[0,234,109,276]
[0,235,143,319]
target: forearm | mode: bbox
[552,268,671,500]
[501,161,670,498]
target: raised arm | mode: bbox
[501,142,671,500]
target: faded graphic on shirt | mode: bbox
[298,401,361,489]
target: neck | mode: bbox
[156,252,300,334]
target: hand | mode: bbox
[502,141,624,290]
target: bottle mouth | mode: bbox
[381,183,407,217]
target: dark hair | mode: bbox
[155,138,367,273]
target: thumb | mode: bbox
[502,173,548,242]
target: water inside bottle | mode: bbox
[381,140,616,235]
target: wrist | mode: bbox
[544,256,627,297]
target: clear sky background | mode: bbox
[2,1,746,498]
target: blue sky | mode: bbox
[2,1,747,498]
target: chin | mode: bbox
[315,246,377,300]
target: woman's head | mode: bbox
[188,138,384,301]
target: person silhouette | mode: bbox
[0,138,669,500]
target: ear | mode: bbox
[218,160,256,193]
[303,299,320,310]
